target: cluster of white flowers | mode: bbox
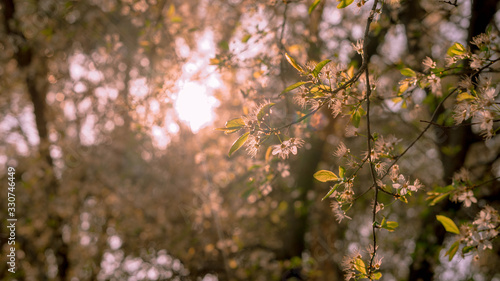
[453,75,499,139]
[271,138,305,159]
[449,169,478,208]
[459,206,499,251]
[388,165,423,196]
[391,174,423,196]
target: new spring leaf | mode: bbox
[229,132,250,157]
[314,170,339,182]
[285,53,304,73]
[436,215,460,234]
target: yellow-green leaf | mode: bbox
[398,82,409,94]
[445,241,459,261]
[216,118,246,134]
[371,272,382,280]
[428,193,450,206]
[321,183,340,201]
[314,170,339,182]
[447,42,467,57]
[310,85,332,97]
[312,59,331,77]
[392,97,403,104]
[338,166,345,178]
[281,81,309,95]
[456,92,475,102]
[337,0,354,9]
[229,132,250,157]
[436,215,460,234]
[242,34,251,43]
[351,110,361,128]
[400,68,416,77]
[462,245,475,254]
[386,221,399,230]
[257,103,275,121]
[308,0,321,14]
[354,258,367,275]
[226,118,245,128]
[285,53,304,73]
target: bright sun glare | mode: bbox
[173,31,220,133]
[174,81,219,133]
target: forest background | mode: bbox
[1,0,500,280]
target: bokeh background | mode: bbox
[1,0,500,280]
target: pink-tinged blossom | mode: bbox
[392,174,409,195]
[333,142,349,158]
[474,110,494,139]
[331,201,351,223]
[457,190,477,207]
[408,178,423,192]
[422,56,436,72]
[374,162,387,177]
[277,162,290,178]
[352,39,364,55]
[271,138,305,159]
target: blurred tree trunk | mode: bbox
[2,0,69,279]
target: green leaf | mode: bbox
[445,241,459,261]
[312,59,331,77]
[351,110,361,128]
[338,166,345,178]
[309,85,332,97]
[456,92,475,102]
[216,118,245,134]
[242,34,251,43]
[357,106,366,117]
[229,132,250,157]
[447,42,466,57]
[321,183,340,201]
[386,221,399,229]
[371,272,382,280]
[398,81,409,94]
[281,81,309,95]
[257,103,275,121]
[285,53,304,73]
[462,245,475,254]
[436,215,460,234]
[429,193,450,206]
[400,68,416,77]
[314,170,339,182]
[308,0,321,14]
[226,117,245,128]
[354,258,366,275]
[381,220,399,232]
[337,0,354,9]
[380,217,386,227]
